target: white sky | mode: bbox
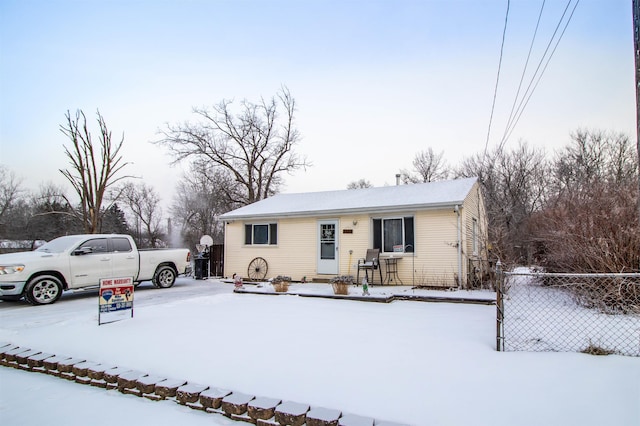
[0,1,635,209]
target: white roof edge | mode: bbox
[221,200,465,221]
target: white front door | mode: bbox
[317,220,339,275]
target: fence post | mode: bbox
[495,260,504,351]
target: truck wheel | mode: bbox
[153,266,176,288]
[24,275,63,305]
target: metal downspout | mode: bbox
[455,204,462,289]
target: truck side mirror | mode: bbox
[73,247,93,255]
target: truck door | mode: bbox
[109,237,139,280]
[68,237,111,287]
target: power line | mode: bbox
[498,0,546,152]
[483,0,511,162]
[501,0,580,147]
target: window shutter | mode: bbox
[244,224,252,245]
[270,223,278,245]
[373,219,382,250]
[404,217,414,252]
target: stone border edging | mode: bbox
[0,342,409,426]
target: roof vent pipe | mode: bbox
[396,174,401,185]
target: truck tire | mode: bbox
[153,266,176,288]
[24,275,63,305]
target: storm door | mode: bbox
[317,220,339,274]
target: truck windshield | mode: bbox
[36,236,84,253]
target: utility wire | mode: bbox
[483,0,511,162]
[502,0,580,146]
[498,0,546,153]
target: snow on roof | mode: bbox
[220,177,478,220]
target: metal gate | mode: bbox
[209,244,224,277]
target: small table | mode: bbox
[384,257,403,285]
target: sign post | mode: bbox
[98,277,134,325]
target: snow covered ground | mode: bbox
[1,278,639,425]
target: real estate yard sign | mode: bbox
[99,277,134,325]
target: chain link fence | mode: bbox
[496,266,640,357]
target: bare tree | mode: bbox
[531,129,640,272]
[120,182,164,247]
[170,162,238,251]
[156,87,310,205]
[27,183,81,240]
[530,181,639,272]
[456,141,550,263]
[0,166,27,240]
[0,166,24,231]
[401,148,450,183]
[347,179,373,189]
[552,129,638,197]
[59,109,131,233]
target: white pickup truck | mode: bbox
[0,234,192,305]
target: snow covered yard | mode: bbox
[1,279,639,425]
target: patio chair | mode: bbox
[356,249,383,286]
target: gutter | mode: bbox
[454,204,462,289]
[220,201,467,222]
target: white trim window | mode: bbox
[244,223,278,245]
[372,216,415,253]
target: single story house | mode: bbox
[219,176,488,288]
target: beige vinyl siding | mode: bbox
[461,183,488,258]
[224,215,371,281]
[461,181,489,286]
[336,215,370,278]
[408,208,460,287]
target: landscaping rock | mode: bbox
[14,349,41,369]
[86,364,115,388]
[0,344,19,367]
[338,413,375,426]
[248,396,281,421]
[103,366,132,389]
[154,378,187,400]
[56,357,85,373]
[117,370,147,395]
[26,352,54,371]
[56,357,86,380]
[221,392,255,418]
[176,382,209,406]
[3,346,30,364]
[42,355,72,376]
[136,375,166,395]
[306,407,342,426]
[274,401,309,426]
[72,361,101,384]
[199,387,232,411]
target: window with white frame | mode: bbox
[372,216,415,253]
[244,223,278,245]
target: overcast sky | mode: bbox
[0,0,635,207]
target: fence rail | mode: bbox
[496,265,640,357]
